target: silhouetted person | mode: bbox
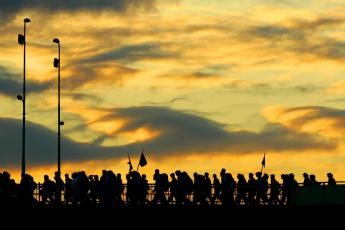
[168,173,178,203]
[20,174,37,205]
[64,174,73,204]
[204,173,212,204]
[212,174,221,205]
[54,172,64,205]
[255,172,263,204]
[303,173,311,186]
[247,173,257,205]
[71,172,79,205]
[115,173,124,206]
[286,173,298,206]
[221,173,236,206]
[236,174,247,205]
[193,172,202,205]
[0,172,18,206]
[175,170,192,205]
[327,173,336,186]
[41,175,55,204]
[310,175,320,186]
[280,174,288,205]
[220,168,226,185]
[258,173,270,205]
[270,174,280,205]
[152,169,168,205]
[100,170,107,205]
[78,171,90,206]
[89,175,99,205]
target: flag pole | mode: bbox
[260,153,266,173]
[137,149,143,171]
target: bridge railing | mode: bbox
[32,181,345,205]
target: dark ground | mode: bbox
[2,205,344,228]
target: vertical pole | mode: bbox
[22,21,26,178]
[57,44,61,175]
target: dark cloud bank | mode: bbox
[0,0,157,22]
[0,66,53,97]
[0,106,336,168]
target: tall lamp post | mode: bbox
[17,18,31,178]
[53,38,64,175]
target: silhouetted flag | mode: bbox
[127,154,133,172]
[139,151,147,167]
[261,153,266,168]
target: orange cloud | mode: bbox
[262,106,345,139]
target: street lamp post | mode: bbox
[17,18,31,178]
[53,38,64,175]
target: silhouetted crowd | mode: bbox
[0,169,338,207]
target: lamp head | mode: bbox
[24,18,31,23]
[53,38,60,44]
[60,121,65,126]
[18,34,25,45]
[54,58,60,68]
[17,95,23,101]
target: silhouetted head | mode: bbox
[44,175,49,181]
[170,173,175,179]
[327,173,333,178]
[213,174,217,179]
[205,172,209,177]
[3,171,10,179]
[310,174,316,180]
[249,173,254,179]
[303,173,309,178]
[270,174,275,179]
[256,172,262,178]
[220,168,226,176]
[155,169,160,174]
[193,172,198,178]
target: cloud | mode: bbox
[63,93,103,104]
[263,106,345,139]
[0,66,53,97]
[0,0,157,22]
[82,43,179,64]
[326,80,345,94]
[58,42,178,90]
[62,63,138,90]
[0,106,336,168]
[0,117,99,167]
[144,97,189,106]
[242,17,345,62]
[92,106,336,155]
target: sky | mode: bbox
[0,0,345,183]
